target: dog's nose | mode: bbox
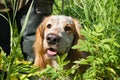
[46,34,60,45]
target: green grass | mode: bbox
[0,0,120,79]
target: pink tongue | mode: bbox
[47,49,57,56]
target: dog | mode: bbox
[33,15,88,72]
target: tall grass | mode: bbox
[70,0,120,79]
[0,0,120,80]
[54,0,120,79]
[0,0,39,80]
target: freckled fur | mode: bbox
[33,15,87,72]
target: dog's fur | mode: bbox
[33,15,87,71]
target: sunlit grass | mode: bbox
[0,0,120,79]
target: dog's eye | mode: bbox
[47,24,52,29]
[64,26,71,31]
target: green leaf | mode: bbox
[96,58,103,64]
[71,65,77,74]
[61,54,68,63]
[94,24,105,32]
[100,38,115,44]
[87,56,95,62]
[106,67,116,75]
[72,44,81,49]
[92,31,103,36]
[74,59,88,65]
[80,59,88,65]
[72,40,90,52]
[103,44,111,51]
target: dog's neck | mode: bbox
[51,59,59,69]
[44,54,58,69]
[44,49,86,70]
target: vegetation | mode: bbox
[0,0,120,79]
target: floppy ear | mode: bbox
[72,19,89,58]
[68,19,85,59]
[33,23,50,69]
[66,18,86,70]
[72,19,84,45]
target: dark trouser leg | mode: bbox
[20,12,44,61]
[0,14,10,55]
[16,0,54,61]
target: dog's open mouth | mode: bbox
[47,48,57,57]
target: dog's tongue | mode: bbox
[47,49,57,56]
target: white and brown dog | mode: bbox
[33,15,88,71]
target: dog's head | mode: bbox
[34,15,83,68]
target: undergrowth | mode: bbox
[0,0,120,80]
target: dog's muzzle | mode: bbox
[46,33,60,45]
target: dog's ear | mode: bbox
[33,24,44,54]
[72,19,90,58]
[33,23,50,69]
[72,19,84,45]
[67,18,86,68]
[33,24,44,68]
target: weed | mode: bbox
[0,0,120,80]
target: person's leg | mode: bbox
[0,13,10,55]
[16,0,54,61]
[20,12,43,61]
